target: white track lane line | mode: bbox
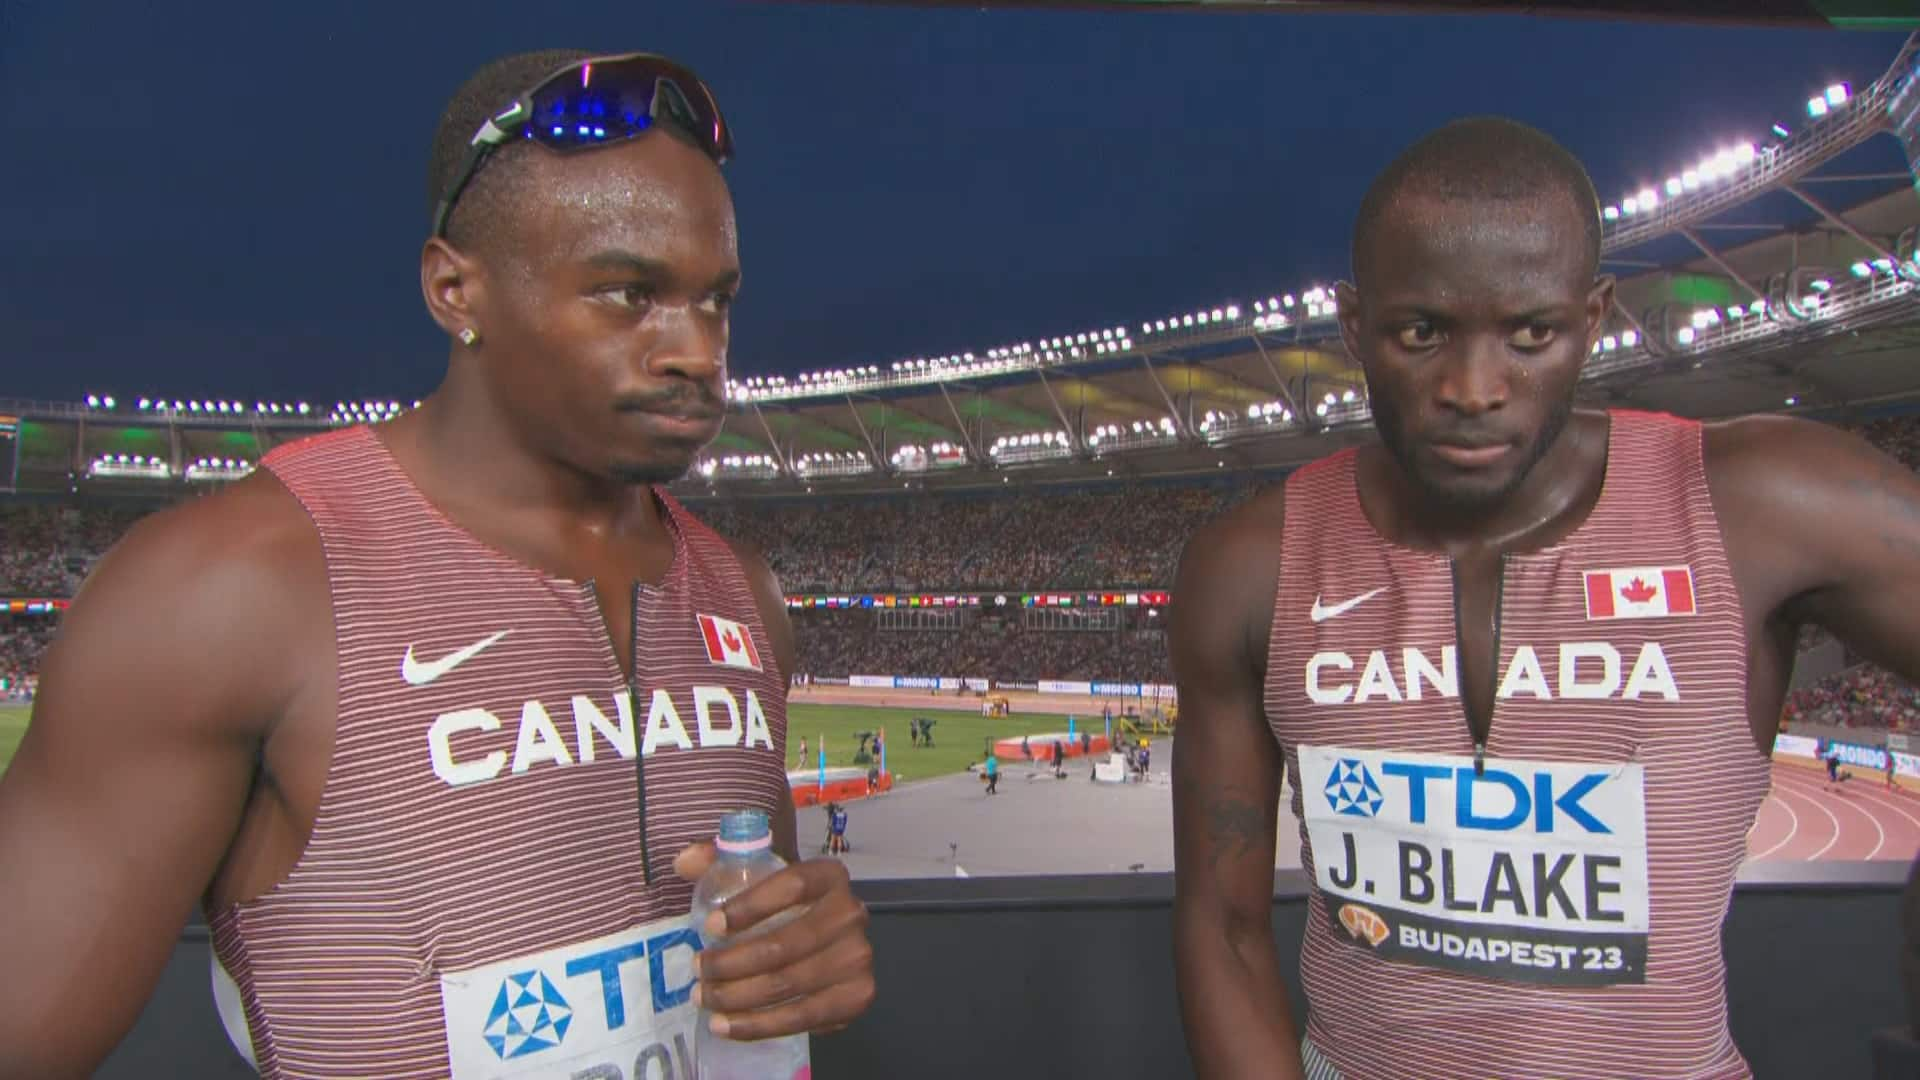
[1842,780,1920,833]
[1810,772,1920,853]
[1766,764,1889,857]
[1750,790,1801,861]
[1771,778,1842,859]
[1773,766,1889,859]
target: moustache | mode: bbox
[613,388,724,420]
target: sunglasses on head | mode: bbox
[432,52,734,240]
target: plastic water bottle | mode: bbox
[690,809,812,1080]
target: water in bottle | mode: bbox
[689,809,812,1080]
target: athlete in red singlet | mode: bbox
[0,50,874,1076]
[1171,117,1920,1079]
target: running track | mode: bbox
[1746,759,1920,863]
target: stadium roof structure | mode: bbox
[3,34,1919,502]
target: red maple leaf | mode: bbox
[1620,577,1658,604]
[722,628,742,652]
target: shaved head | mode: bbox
[1351,117,1602,290]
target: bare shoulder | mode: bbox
[46,470,327,738]
[1702,412,1920,619]
[1177,484,1287,596]
[84,470,320,611]
[1171,484,1288,674]
[1702,412,1892,508]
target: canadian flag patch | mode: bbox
[697,613,763,671]
[1583,566,1697,620]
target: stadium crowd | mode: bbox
[4,414,1920,699]
[698,483,1242,593]
[0,503,141,597]
[792,614,1171,684]
[1785,665,1920,731]
[0,624,53,700]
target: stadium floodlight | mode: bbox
[1773,123,1791,138]
[1785,396,1798,406]
[1811,278,1832,292]
[1225,305,1239,320]
[173,400,184,411]
[1852,261,1872,278]
[1315,402,1329,417]
[1667,178,1685,196]
[1254,300,1265,313]
[1807,96,1829,118]
[1282,294,1295,308]
[1602,335,1617,351]
[1182,314,1195,327]
[103,396,115,409]
[1622,329,1640,348]
[1621,197,1638,216]
[1211,308,1224,321]
[1677,326,1697,345]
[1637,189,1657,210]
[139,397,151,410]
[1874,257,1895,272]
[1341,389,1356,403]
[86,395,100,408]
[1603,206,1619,221]
[1826,83,1849,107]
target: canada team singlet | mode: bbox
[1265,411,1772,1079]
[205,425,791,1079]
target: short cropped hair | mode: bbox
[1352,116,1602,286]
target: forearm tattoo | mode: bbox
[1203,788,1267,868]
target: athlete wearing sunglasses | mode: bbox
[0,50,874,1078]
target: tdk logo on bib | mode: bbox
[1324,759,1384,818]
[485,971,573,1060]
[1376,761,1613,834]
[441,917,703,1079]
[1300,745,1651,989]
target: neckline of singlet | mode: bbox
[1336,410,1628,566]
[347,424,688,596]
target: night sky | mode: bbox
[1,3,1908,405]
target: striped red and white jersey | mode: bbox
[206,425,790,1079]
[1266,411,1770,1079]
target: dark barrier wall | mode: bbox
[100,866,1904,1080]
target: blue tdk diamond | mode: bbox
[1324,759,1384,818]
[483,970,574,1060]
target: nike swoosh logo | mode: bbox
[1310,588,1386,624]
[401,630,511,687]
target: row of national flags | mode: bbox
[2,598,68,614]
[784,590,1171,610]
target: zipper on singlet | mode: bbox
[1451,554,1506,777]
[630,581,653,886]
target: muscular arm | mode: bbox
[731,538,801,864]
[0,478,316,1077]
[1708,416,1920,739]
[1170,493,1302,1080]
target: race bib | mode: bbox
[439,916,703,1079]
[1299,745,1649,987]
